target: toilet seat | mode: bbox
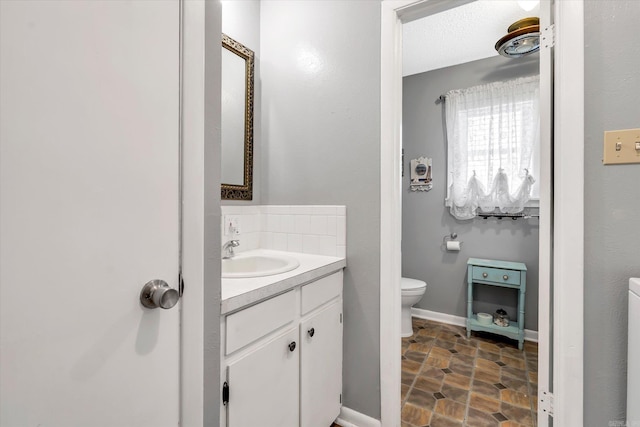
[401,277,427,291]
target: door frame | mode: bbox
[379,0,584,425]
[181,1,222,426]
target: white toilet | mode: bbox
[401,277,427,338]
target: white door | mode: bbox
[0,2,181,426]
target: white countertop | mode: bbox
[221,249,346,315]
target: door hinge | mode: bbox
[539,389,553,416]
[340,313,343,323]
[541,24,555,49]
[178,273,185,297]
[339,393,342,404]
[222,381,229,406]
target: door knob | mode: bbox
[288,341,296,352]
[140,279,179,309]
[308,328,315,337]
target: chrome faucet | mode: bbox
[222,239,240,259]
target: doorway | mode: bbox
[380,0,584,426]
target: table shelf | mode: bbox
[467,318,521,341]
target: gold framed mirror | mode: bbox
[221,33,254,200]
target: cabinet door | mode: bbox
[300,301,343,427]
[227,327,299,427]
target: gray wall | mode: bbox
[584,1,640,424]
[221,0,261,205]
[259,0,381,419]
[402,55,540,331]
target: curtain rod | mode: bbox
[477,212,540,220]
[437,95,446,102]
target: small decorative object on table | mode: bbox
[494,308,510,327]
[477,312,493,325]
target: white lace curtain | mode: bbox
[445,75,540,220]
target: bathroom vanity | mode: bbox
[220,250,345,427]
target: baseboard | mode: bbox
[335,406,381,427]
[411,307,539,342]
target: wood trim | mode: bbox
[552,0,584,423]
[536,1,553,425]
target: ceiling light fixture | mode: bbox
[495,17,540,58]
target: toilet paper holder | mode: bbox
[443,232,458,242]
[442,233,463,251]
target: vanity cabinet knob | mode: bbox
[503,275,509,280]
[482,272,488,278]
[288,341,296,352]
[308,328,315,338]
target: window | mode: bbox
[445,75,540,220]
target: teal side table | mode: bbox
[466,258,527,350]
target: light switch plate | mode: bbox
[603,128,640,165]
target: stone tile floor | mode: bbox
[400,318,538,427]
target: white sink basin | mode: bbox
[222,253,300,278]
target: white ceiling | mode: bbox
[402,0,540,77]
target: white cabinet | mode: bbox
[300,301,343,427]
[221,271,343,427]
[227,327,299,427]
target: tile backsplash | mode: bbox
[220,205,346,257]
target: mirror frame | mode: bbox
[221,33,254,200]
